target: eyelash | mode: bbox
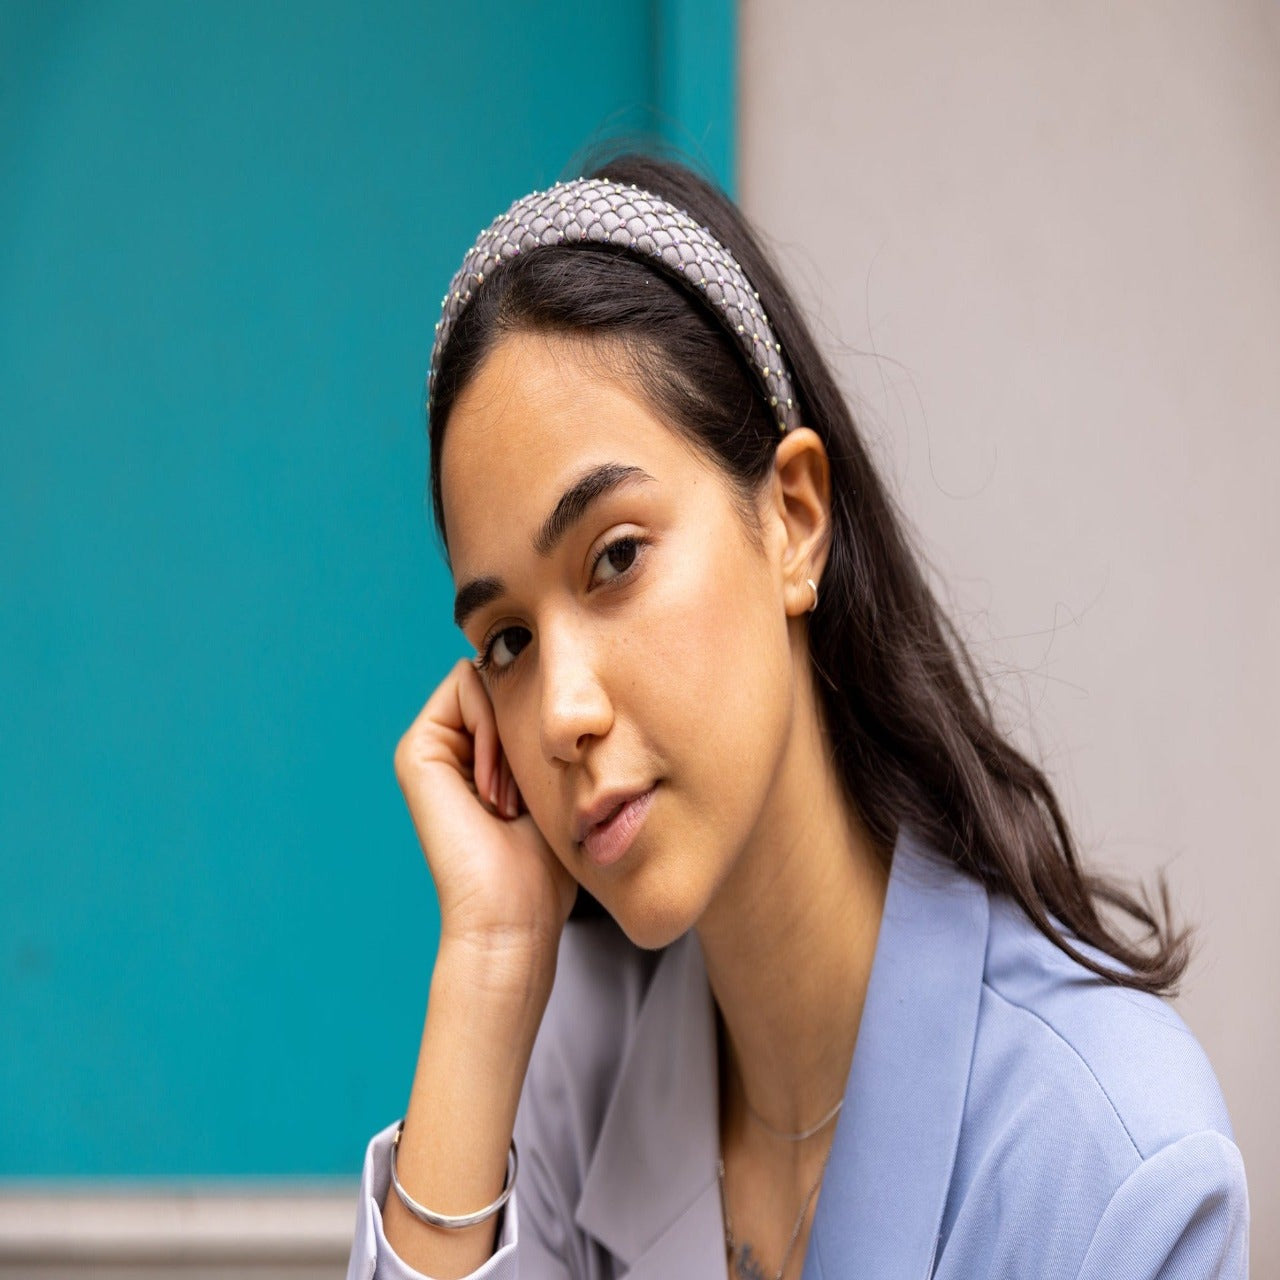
[474,534,650,682]
[476,535,650,686]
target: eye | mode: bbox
[591,533,644,586]
[473,625,531,678]
[473,534,650,682]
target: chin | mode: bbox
[605,878,704,952]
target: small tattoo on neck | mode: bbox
[731,1241,772,1280]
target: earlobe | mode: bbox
[782,573,820,619]
[773,427,832,591]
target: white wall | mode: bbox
[741,2,1278,1271]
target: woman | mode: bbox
[346,153,1249,1280]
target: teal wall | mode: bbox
[0,1,734,1177]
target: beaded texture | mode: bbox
[428,178,801,435]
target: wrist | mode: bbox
[435,928,559,997]
[431,932,558,1021]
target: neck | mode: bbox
[694,666,890,1170]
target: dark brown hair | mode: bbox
[427,151,1191,996]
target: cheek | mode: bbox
[636,536,792,773]
[493,532,789,852]
[491,703,555,828]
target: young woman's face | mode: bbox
[440,330,799,949]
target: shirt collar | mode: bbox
[573,824,991,1280]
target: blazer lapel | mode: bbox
[573,926,729,1280]
[572,823,990,1280]
[801,826,990,1280]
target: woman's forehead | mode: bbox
[444,330,654,451]
[439,331,697,554]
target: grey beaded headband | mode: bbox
[428,177,801,433]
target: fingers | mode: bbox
[410,658,496,802]
[408,658,523,821]
[494,746,524,820]
[495,750,513,819]
[458,661,501,811]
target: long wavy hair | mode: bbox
[426,150,1191,997]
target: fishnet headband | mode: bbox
[428,177,801,434]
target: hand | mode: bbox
[393,657,579,975]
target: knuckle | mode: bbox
[392,732,415,781]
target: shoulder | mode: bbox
[938,890,1249,1276]
[977,891,1234,1155]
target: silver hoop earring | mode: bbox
[806,577,819,613]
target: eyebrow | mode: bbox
[452,462,657,631]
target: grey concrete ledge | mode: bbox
[0,1184,358,1265]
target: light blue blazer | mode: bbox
[348,827,1250,1279]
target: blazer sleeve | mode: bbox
[1074,1130,1250,1279]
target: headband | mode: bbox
[428,177,801,434]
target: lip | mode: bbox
[573,783,657,844]
[576,784,658,868]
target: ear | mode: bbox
[760,427,832,617]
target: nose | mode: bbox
[538,618,614,765]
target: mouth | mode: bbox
[574,781,658,844]
[579,783,659,869]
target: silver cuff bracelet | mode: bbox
[389,1118,518,1230]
